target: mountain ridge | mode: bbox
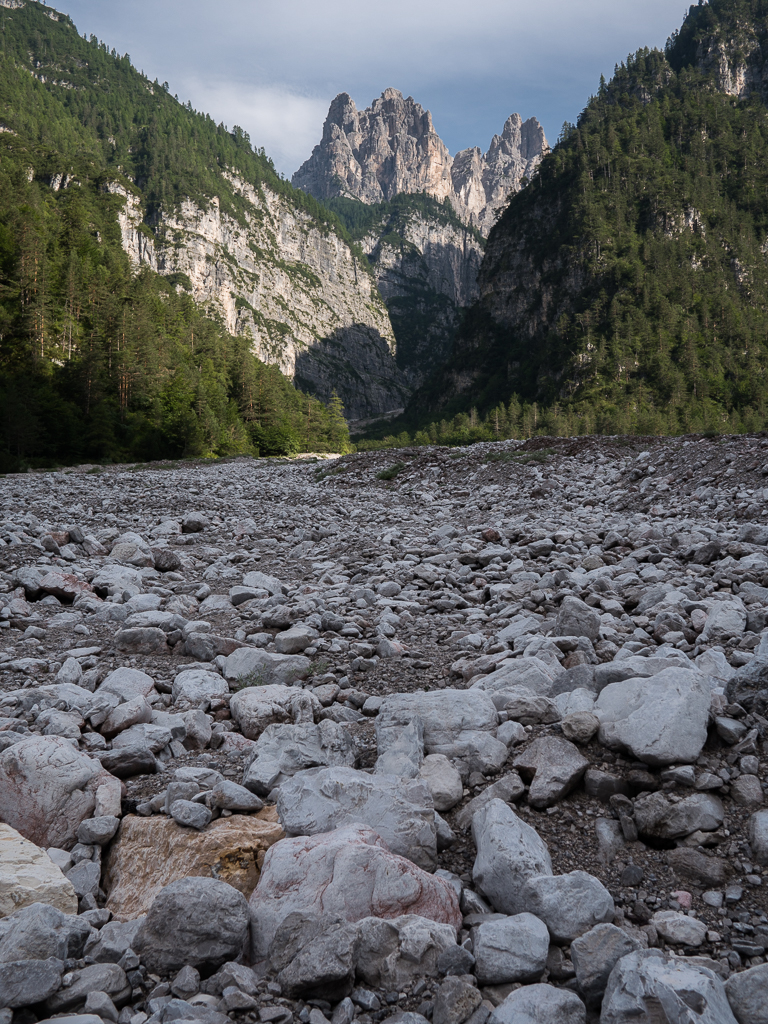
[292,88,548,236]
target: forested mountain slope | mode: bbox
[0,1,402,470]
[409,0,768,436]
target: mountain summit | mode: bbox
[292,89,548,235]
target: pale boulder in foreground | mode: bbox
[0,824,77,917]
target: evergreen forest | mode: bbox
[0,2,351,471]
[399,0,768,440]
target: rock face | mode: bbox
[293,90,548,236]
[249,823,462,960]
[0,737,121,850]
[103,813,284,920]
[0,824,77,917]
[112,176,406,420]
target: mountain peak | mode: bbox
[292,91,548,235]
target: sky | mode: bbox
[50,1,688,177]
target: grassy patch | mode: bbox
[231,668,267,691]
[377,462,405,481]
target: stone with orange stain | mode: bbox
[103,809,283,920]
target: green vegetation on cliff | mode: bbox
[401,0,768,438]
[0,2,351,469]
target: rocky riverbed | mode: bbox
[0,433,767,1024]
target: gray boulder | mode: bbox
[230,683,320,740]
[98,666,155,702]
[725,962,768,1024]
[356,915,458,989]
[513,736,588,808]
[375,715,424,778]
[700,601,747,644]
[749,810,768,865]
[433,976,483,1024]
[454,774,525,831]
[249,823,462,961]
[471,799,552,915]
[595,667,711,766]
[601,949,737,1024]
[0,736,121,850]
[634,791,724,840]
[269,913,358,1001]
[557,596,601,642]
[419,754,464,811]
[490,983,586,1024]
[473,657,560,702]
[44,962,130,1012]
[522,871,614,942]
[473,912,549,984]
[171,669,228,708]
[570,923,641,1008]
[224,649,311,690]
[83,918,144,964]
[133,876,249,974]
[377,690,504,775]
[0,902,92,963]
[276,767,437,871]
[0,958,63,1008]
[242,720,356,795]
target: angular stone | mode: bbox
[270,914,358,1001]
[133,877,249,974]
[557,596,601,642]
[375,715,424,778]
[114,627,168,655]
[471,799,552,915]
[701,602,747,644]
[97,743,159,779]
[276,767,437,871]
[725,962,768,1024]
[490,983,586,1024]
[731,774,764,808]
[275,627,319,654]
[433,976,482,1024]
[666,848,731,888]
[378,690,504,775]
[356,914,458,989]
[0,902,91,962]
[652,910,707,946]
[230,683,320,740]
[0,958,63,1008]
[98,667,155,702]
[570,923,641,1009]
[225,649,311,688]
[513,736,588,808]
[44,963,129,1013]
[521,871,614,943]
[595,667,711,766]
[749,810,768,865]
[419,754,464,812]
[601,949,736,1024]
[103,812,284,919]
[634,792,724,840]
[169,799,212,830]
[249,823,461,961]
[243,720,356,795]
[0,824,77,916]
[83,918,144,964]
[171,669,229,707]
[101,696,152,739]
[473,912,549,984]
[454,774,525,831]
[0,737,121,850]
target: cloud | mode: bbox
[177,80,330,175]
[54,0,686,174]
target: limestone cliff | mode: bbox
[292,89,548,236]
[111,177,408,421]
[353,201,484,387]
